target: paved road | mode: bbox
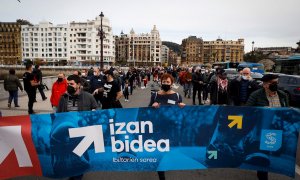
[1,84,299,180]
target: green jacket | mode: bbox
[246,88,289,107]
[4,74,23,91]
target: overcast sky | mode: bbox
[1,0,299,52]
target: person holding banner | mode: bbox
[246,73,289,180]
[56,74,98,180]
[149,73,185,180]
[57,75,98,112]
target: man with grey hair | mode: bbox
[229,67,260,106]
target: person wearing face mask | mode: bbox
[50,73,68,112]
[149,73,186,108]
[229,68,260,106]
[57,75,98,113]
[246,74,288,107]
[93,69,123,109]
[148,73,185,180]
[246,74,288,180]
[88,67,104,105]
[209,69,230,105]
[56,75,98,180]
[150,75,161,95]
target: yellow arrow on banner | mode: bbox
[228,115,243,129]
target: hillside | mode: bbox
[162,41,181,54]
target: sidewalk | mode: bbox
[0,90,53,117]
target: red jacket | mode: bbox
[50,79,67,107]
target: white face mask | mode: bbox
[242,75,249,80]
[93,72,98,76]
[82,73,86,76]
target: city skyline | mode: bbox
[1,0,299,53]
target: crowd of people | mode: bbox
[3,63,289,180]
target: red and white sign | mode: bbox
[0,115,42,179]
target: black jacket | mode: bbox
[192,72,204,88]
[246,88,289,107]
[229,76,260,106]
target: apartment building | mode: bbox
[203,38,244,64]
[181,36,203,65]
[21,16,115,66]
[254,47,293,56]
[161,45,169,66]
[0,21,24,65]
[115,25,162,66]
[181,37,244,65]
[69,16,115,66]
[21,21,69,65]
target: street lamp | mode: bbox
[252,41,255,53]
[98,12,104,69]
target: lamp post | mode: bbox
[252,41,255,55]
[98,12,104,69]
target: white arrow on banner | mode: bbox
[0,126,33,167]
[69,125,105,157]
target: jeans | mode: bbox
[184,83,192,97]
[8,90,18,106]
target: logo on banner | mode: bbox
[0,116,42,179]
[69,119,170,157]
[260,130,283,151]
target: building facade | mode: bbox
[203,38,244,64]
[115,25,162,66]
[69,16,115,66]
[181,36,203,65]
[0,21,23,65]
[21,21,69,65]
[181,37,244,65]
[21,16,115,66]
[161,45,169,66]
[254,47,293,56]
[168,49,179,66]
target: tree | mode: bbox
[243,51,269,63]
[296,41,300,53]
[16,19,32,26]
[162,41,181,54]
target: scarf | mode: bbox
[218,77,228,91]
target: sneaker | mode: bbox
[8,103,11,108]
[42,97,47,101]
[15,105,20,107]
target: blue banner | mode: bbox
[28,106,300,178]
